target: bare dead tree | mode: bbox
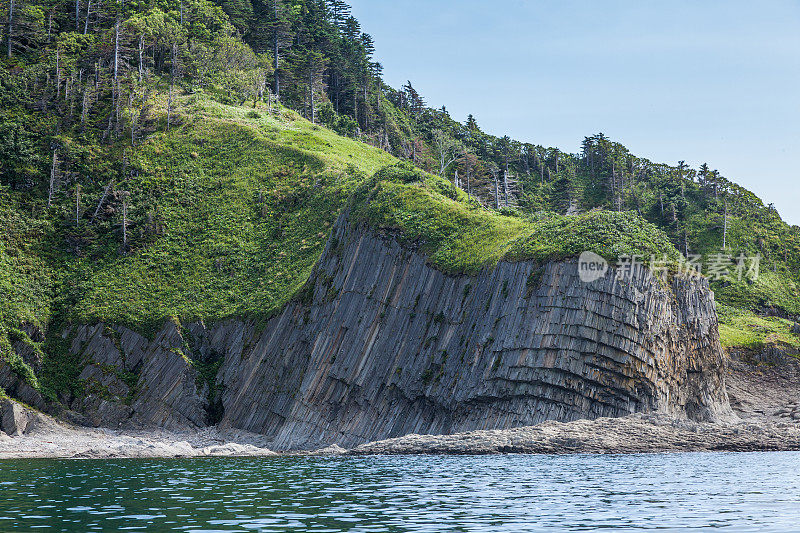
[270,0,293,102]
[75,183,81,225]
[121,191,129,249]
[113,16,120,132]
[7,0,15,58]
[83,0,90,34]
[137,34,143,80]
[723,200,729,249]
[502,170,520,207]
[80,84,90,125]
[303,52,326,123]
[167,43,177,129]
[432,129,463,178]
[488,162,500,209]
[459,152,478,199]
[55,48,61,98]
[48,149,58,207]
[92,179,114,221]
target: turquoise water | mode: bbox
[0,452,799,531]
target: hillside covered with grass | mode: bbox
[1,0,798,404]
[350,164,679,275]
[0,93,394,391]
[0,92,689,401]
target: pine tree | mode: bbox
[401,81,424,116]
[327,0,350,29]
[252,0,293,101]
[221,0,255,35]
[5,0,46,58]
[296,49,328,122]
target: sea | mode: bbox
[0,452,798,531]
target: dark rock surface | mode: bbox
[65,321,209,429]
[0,397,50,437]
[0,361,47,412]
[213,215,730,449]
[0,398,28,436]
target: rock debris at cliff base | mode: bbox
[2,352,798,459]
[2,407,799,459]
[348,414,800,455]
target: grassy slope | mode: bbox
[2,94,797,398]
[0,193,54,387]
[43,96,682,332]
[0,95,396,391]
[67,96,396,332]
[350,164,681,275]
[718,305,800,352]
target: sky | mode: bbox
[347,0,800,226]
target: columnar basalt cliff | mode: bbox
[58,212,731,450]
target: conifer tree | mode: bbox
[252,0,293,101]
[220,0,255,34]
[327,0,350,29]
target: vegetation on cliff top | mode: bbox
[1,0,799,398]
[717,305,800,353]
[351,164,679,274]
[2,94,394,341]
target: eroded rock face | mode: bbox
[726,343,800,422]
[0,398,49,436]
[66,321,210,429]
[0,362,47,412]
[212,216,731,449]
[0,398,29,436]
[64,214,731,449]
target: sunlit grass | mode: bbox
[717,304,800,350]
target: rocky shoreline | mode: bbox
[0,401,278,459]
[2,406,799,460]
[349,414,800,455]
[2,339,798,460]
[1,409,799,459]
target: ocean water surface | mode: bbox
[0,452,798,532]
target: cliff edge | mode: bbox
[49,210,731,450]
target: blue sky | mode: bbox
[348,0,800,225]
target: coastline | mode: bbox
[3,351,798,460]
[0,416,279,459]
[2,410,798,460]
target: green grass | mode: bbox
[0,192,55,386]
[717,304,800,350]
[0,93,396,394]
[712,271,800,317]
[350,163,681,274]
[60,95,395,332]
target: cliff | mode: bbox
[48,211,731,450]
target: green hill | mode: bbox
[1,0,798,402]
[0,93,681,397]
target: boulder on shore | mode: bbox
[0,398,30,436]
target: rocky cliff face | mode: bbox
[59,213,731,449]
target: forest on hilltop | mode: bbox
[2,0,800,397]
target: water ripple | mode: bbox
[0,452,798,531]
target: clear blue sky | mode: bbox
[348,0,800,226]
